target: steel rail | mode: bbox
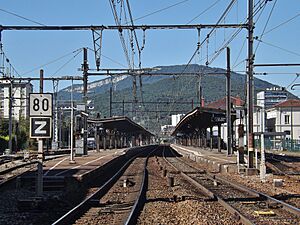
[168,146,300,221]
[161,146,253,225]
[52,145,157,225]
[213,174,300,217]
[125,146,158,225]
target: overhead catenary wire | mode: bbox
[50,48,83,78]
[207,0,271,65]
[264,12,300,36]
[0,8,46,26]
[109,0,132,69]
[254,0,278,54]
[132,0,191,23]
[186,0,222,25]
[21,48,83,76]
[255,39,300,58]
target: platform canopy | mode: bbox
[88,116,153,137]
[172,107,226,136]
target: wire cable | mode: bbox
[50,48,82,78]
[0,8,45,26]
[264,12,300,35]
[256,39,300,58]
[254,0,278,54]
[186,0,222,25]
[132,0,190,23]
[21,48,82,75]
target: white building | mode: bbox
[0,80,33,120]
[266,99,300,140]
[257,88,287,109]
[171,114,184,126]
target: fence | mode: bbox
[254,137,300,152]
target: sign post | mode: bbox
[29,93,53,197]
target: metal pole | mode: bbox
[109,86,112,117]
[260,106,266,182]
[247,0,254,169]
[122,99,125,116]
[37,69,44,197]
[83,48,88,155]
[8,77,13,154]
[226,47,232,156]
[70,78,75,163]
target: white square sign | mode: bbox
[29,93,53,117]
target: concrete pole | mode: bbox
[70,78,75,163]
[37,69,44,197]
[226,47,232,156]
[260,106,266,182]
[218,124,221,152]
[82,48,88,155]
[210,127,213,150]
[103,135,106,151]
[8,77,13,154]
[247,0,255,168]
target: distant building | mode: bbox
[206,96,245,144]
[161,114,184,136]
[257,87,287,109]
[0,80,33,120]
[161,125,175,136]
[171,114,184,126]
[266,99,300,140]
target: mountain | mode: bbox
[58,64,296,134]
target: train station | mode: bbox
[1,1,300,224]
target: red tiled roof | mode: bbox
[206,96,244,110]
[273,99,300,108]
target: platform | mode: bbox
[42,148,128,178]
[171,144,240,174]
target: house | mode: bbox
[266,99,300,140]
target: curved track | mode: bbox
[52,145,158,225]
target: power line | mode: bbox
[255,39,300,58]
[21,48,83,75]
[50,49,83,78]
[264,12,300,35]
[132,0,191,22]
[254,0,278,54]
[0,8,45,26]
[186,0,222,25]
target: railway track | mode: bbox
[163,146,300,225]
[52,145,158,225]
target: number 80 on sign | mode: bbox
[29,93,53,117]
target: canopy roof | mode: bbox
[88,116,153,136]
[172,107,226,136]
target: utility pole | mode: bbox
[82,48,88,155]
[198,75,203,107]
[70,78,75,163]
[260,104,266,182]
[247,0,255,170]
[226,47,232,156]
[37,69,44,196]
[109,76,113,117]
[8,76,13,154]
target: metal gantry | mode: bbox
[0,1,257,168]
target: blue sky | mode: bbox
[1,0,300,97]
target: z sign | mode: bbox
[30,117,52,138]
[29,93,53,139]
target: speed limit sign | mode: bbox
[29,93,53,117]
